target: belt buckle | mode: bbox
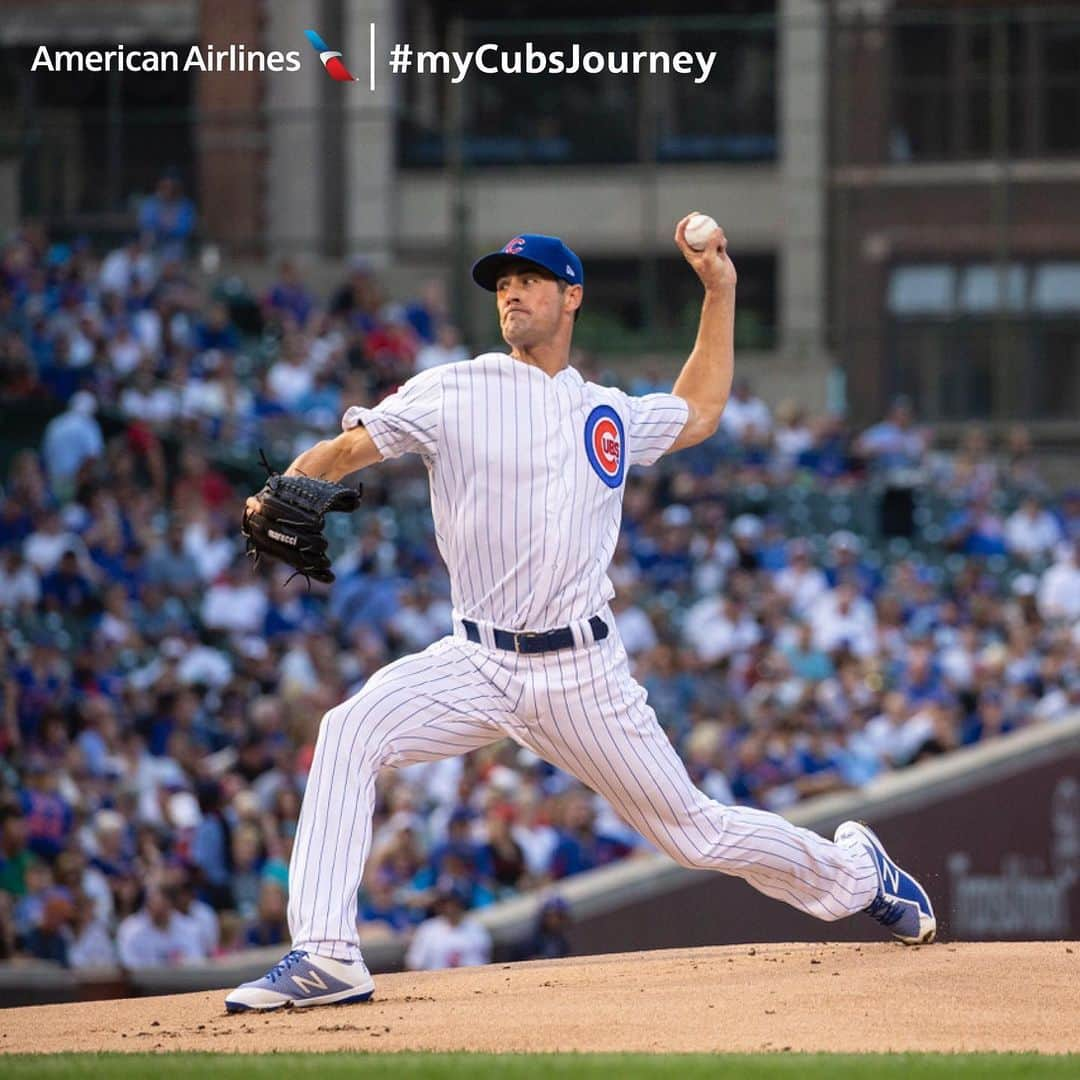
[513,632,524,654]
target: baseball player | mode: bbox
[226,217,935,1013]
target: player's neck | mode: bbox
[509,342,570,378]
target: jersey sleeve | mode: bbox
[623,391,690,467]
[341,368,443,460]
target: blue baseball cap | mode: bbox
[471,234,583,292]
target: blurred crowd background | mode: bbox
[2,187,1079,974]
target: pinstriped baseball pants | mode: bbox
[289,633,880,961]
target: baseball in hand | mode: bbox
[684,212,719,251]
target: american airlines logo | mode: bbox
[304,29,360,82]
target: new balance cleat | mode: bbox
[225,949,375,1013]
[835,820,936,945]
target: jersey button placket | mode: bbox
[557,384,575,499]
[544,382,572,516]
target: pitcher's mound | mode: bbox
[3,942,1078,1055]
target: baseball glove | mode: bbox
[241,457,363,585]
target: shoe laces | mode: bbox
[267,949,309,983]
[865,894,905,928]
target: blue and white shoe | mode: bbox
[225,949,375,1013]
[835,820,937,945]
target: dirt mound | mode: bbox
[2,942,1078,1055]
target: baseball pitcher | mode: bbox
[227,216,935,1012]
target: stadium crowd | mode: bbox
[2,201,1079,973]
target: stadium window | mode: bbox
[1043,19,1080,153]
[890,20,953,161]
[397,2,777,169]
[887,260,1080,421]
[569,252,776,351]
[958,264,1027,314]
[1032,263,1080,314]
[658,23,777,163]
[889,11,1075,162]
[886,265,955,316]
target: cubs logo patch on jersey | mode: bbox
[584,405,625,488]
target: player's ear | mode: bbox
[564,284,583,316]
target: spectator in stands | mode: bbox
[264,259,315,329]
[1038,539,1080,623]
[1056,489,1080,542]
[243,881,289,948]
[404,279,450,343]
[945,494,1008,557]
[810,582,877,659]
[120,362,179,427]
[481,803,528,896]
[519,895,572,961]
[195,302,239,355]
[773,539,827,618]
[330,256,381,331]
[68,892,118,969]
[1000,424,1047,496]
[19,759,73,861]
[1005,496,1063,564]
[0,809,31,898]
[611,589,659,656]
[772,399,813,473]
[415,323,468,372]
[201,558,269,638]
[40,391,104,494]
[23,509,82,578]
[145,520,201,600]
[24,893,74,966]
[856,396,927,472]
[549,792,630,880]
[191,782,232,910]
[943,425,998,502]
[0,549,41,612]
[172,447,232,514]
[404,887,492,971]
[138,172,196,257]
[171,875,220,957]
[719,377,771,444]
[116,885,205,969]
[683,590,761,666]
[823,531,881,597]
[99,234,155,297]
[358,877,415,936]
[266,332,315,409]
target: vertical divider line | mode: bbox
[370,21,376,92]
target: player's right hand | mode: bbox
[675,212,737,293]
[245,495,262,517]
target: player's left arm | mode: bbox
[283,424,382,481]
[667,213,737,453]
[243,425,380,519]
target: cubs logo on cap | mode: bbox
[584,405,625,488]
[472,234,585,292]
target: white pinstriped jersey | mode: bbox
[342,352,689,630]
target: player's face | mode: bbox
[495,265,574,348]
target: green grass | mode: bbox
[1,1055,1077,1079]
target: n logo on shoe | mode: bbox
[292,971,328,994]
[881,861,901,894]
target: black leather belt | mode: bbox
[462,615,609,654]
